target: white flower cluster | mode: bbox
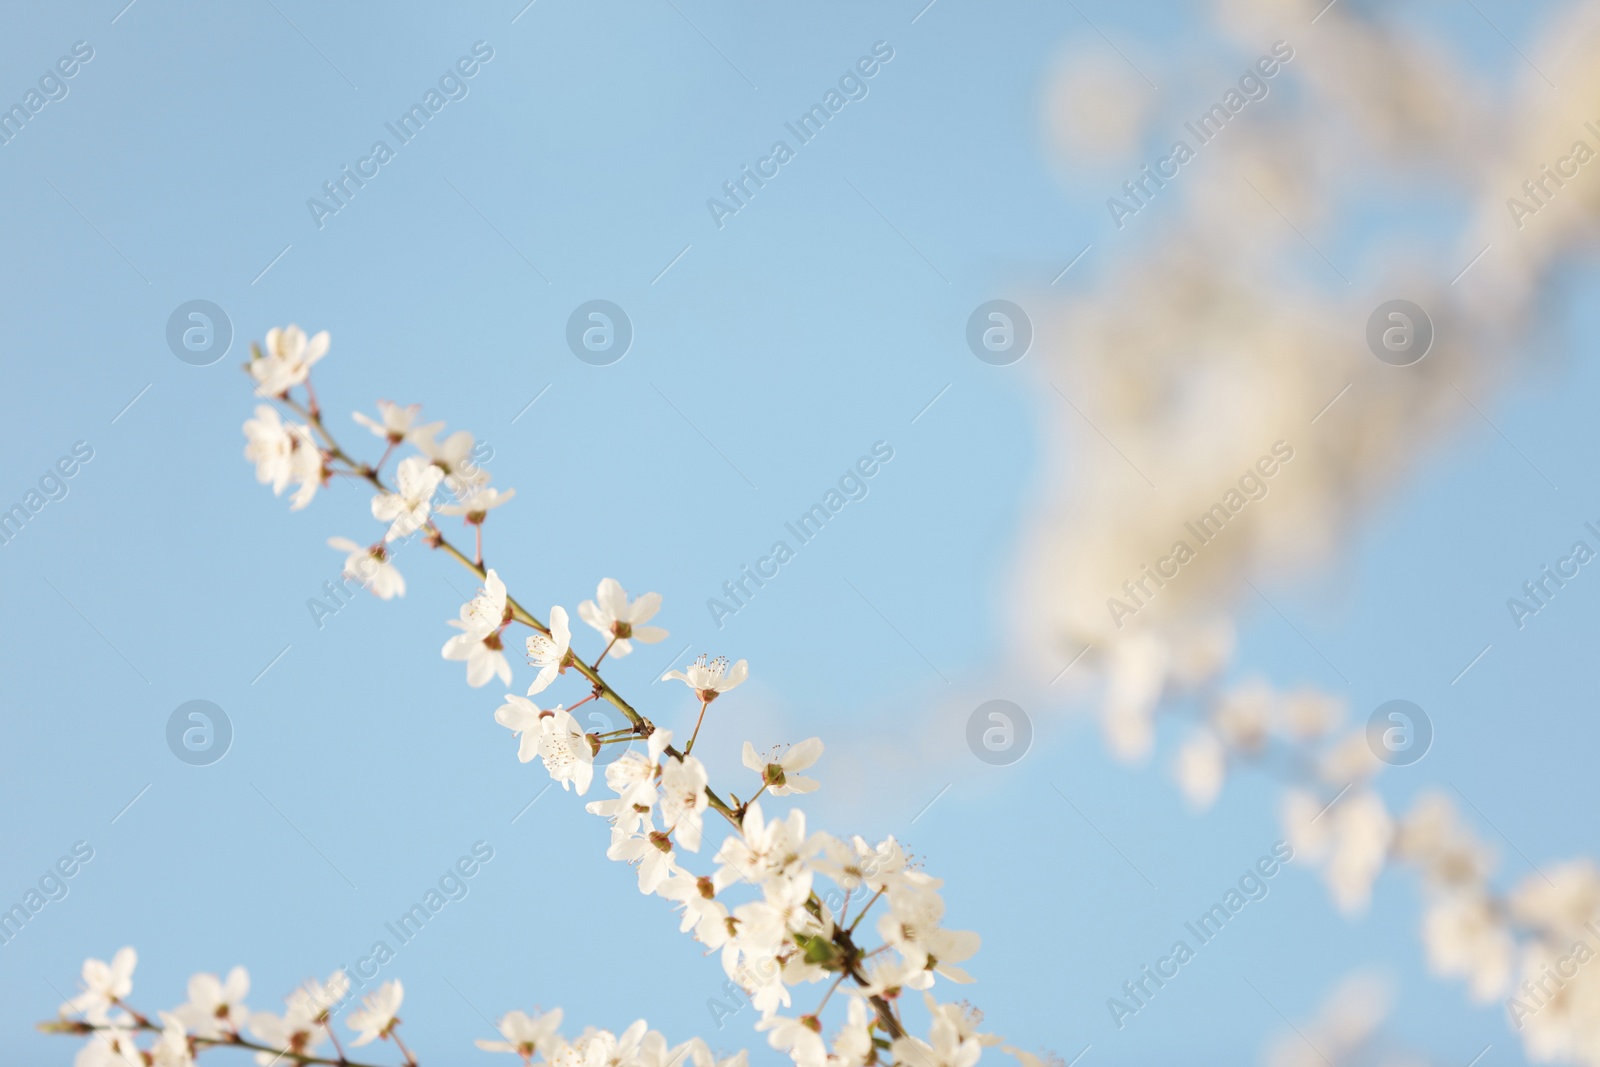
[51,949,407,1067]
[44,332,1064,1067]
[1396,796,1600,1064]
[1023,4,1600,1063]
[474,1009,745,1067]
[487,593,995,1063]
[1117,656,1600,1063]
[239,328,509,614]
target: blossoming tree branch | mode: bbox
[39,326,1039,1067]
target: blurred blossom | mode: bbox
[1393,792,1496,892]
[1015,11,1600,1062]
[1422,892,1514,1002]
[1510,862,1600,935]
[1283,789,1392,914]
[1267,979,1395,1067]
[1042,49,1154,166]
[1174,729,1225,810]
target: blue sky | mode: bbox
[1,1,1596,1064]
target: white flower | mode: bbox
[443,570,512,687]
[474,1008,563,1057]
[602,750,659,805]
[1101,633,1168,761]
[248,1009,320,1066]
[1423,893,1513,1001]
[60,947,136,1025]
[347,980,403,1046]
[755,1014,825,1067]
[353,401,420,443]
[73,1027,143,1067]
[813,834,905,892]
[585,735,671,830]
[243,406,296,494]
[878,882,981,984]
[292,970,350,1023]
[1174,730,1225,810]
[443,627,513,688]
[286,430,325,511]
[1510,861,1600,934]
[150,1013,194,1067]
[660,755,710,852]
[371,456,445,542]
[498,702,595,794]
[1212,681,1272,753]
[714,802,818,888]
[173,966,250,1038]
[577,578,668,657]
[242,407,323,510]
[923,993,1000,1047]
[662,654,747,702]
[243,973,347,1065]
[328,538,405,599]
[1511,938,1600,1062]
[250,325,329,396]
[585,795,655,837]
[1284,789,1392,914]
[523,606,571,696]
[741,738,822,796]
[658,874,732,947]
[608,828,680,894]
[850,955,919,999]
[459,569,510,636]
[438,486,516,523]
[889,1012,982,1067]
[409,424,487,494]
[1394,792,1493,891]
[831,998,874,1067]
[495,694,546,764]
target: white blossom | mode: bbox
[150,1013,194,1067]
[1174,730,1225,811]
[662,654,748,702]
[172,966,249,1038]
[250,325,328,396]
[443,570,513,687]
[577,578,668,657]
[353,400,421,443]
[328,537,405,599]
[60,947,136,1025]
[742,738,823,797]
[346,979,403,1046]
[372,456,445,542]
[438,485,516,523]
[474,1008,564,1057]
[659,755,710,852]
[523,606,571,696]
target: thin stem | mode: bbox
[848,889,885,934]
[38,1020,389,1067]
[391,1027,418,1067]
[593,636,618,667]
[684,700,710,756]
[322,1018,348,1064]
[814,971,850,1016]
